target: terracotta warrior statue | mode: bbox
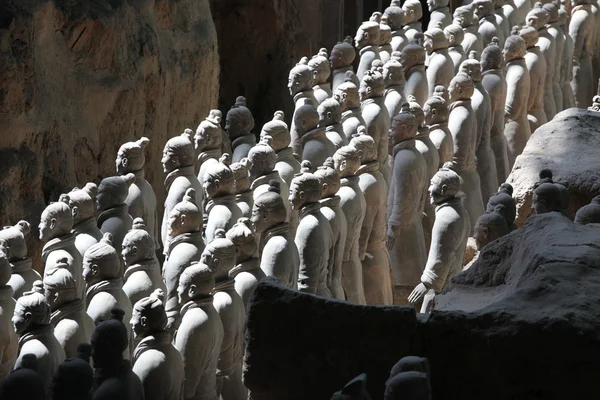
[44,266,94,359]
[62,183,103,259]
[296,99,338,168]
[50,343,94,400]
[494,0,511,39]
[383,56,406,120]
[424,25,454,98]
[200,231,246,400]
[196,109,223,185]
[122,218,166,309]
[559,6,575,109]
[460,51,498,205]
[334,71,367,143]
[544,2,564,112]
[0,353,46,400]
[423,92,453,167]
[486,183,518,231]
[527,3,557,120]
[453,6,484,57]
[408,164,470,312]
[203,154,243,244]
[97,174,135,265]
[503,33,531,168]
[360,68,391,187]
[448,72,485,227]
[481,38,510,184]
[334,146,367,304]
[518,26,548,136]
[569,0,595,108]
[330,37,357,93]
[251,181,299,289]
[226,96,256,163]
[475,0,505,45]
[261,111,302,185]
[0,246,17,382]
[131,289,184,400]
[116,137,158,248]
[13,281,65,395]
[513,0,532,25]
[331,373,371,400]
[575,195,600,224]
[309,48,333,105]
[378,14,394,63]
[39,200,84,299]
[445,24,466,73]
[290,161,334,297]
[163,188,204,331]
[83,233,132,352]
[428,0,452,30]
[503,0,518,27]
[355,19,381,81]
[226,218,265,307]
[349,132,393,305]
[230,158,253,219]
[532,170,568,215]
[161,132,203,247]
[175,263,223,400]
[289,58,318,156]
[402,0,424,44]
[313,158,347,300]
[90,308,144,400]
[387,104,428,306]
[466,204,510,268]
[0,221,40,300]
[318,98,347,148]
[384,0,408,52]
[401,35,429,106]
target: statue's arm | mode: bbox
[358,192,376,260]
[569,11,588,62]
[295,222,322,293]
[420,215,460,292]
[504,71,520,119]
[388,159,419,235]
[174,322,205,398]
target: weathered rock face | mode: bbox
[507,108,600,226]
[0,0,219,268]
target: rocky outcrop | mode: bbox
[507,108,600,226]
[0,0,219,268]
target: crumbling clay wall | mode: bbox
[0,0,219,268]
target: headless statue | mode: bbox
[309,48,333,105]
[514,0,534,26]
[314,158,347,300]
[445,24,467,73]
[570,0,595,108]
[360,68,392,187]
[424,25,455,98]
[318,98,347,148]
[163,188,204,332]
[401,35,429,106]
[486,183,518,231]
[230,158,254,219]
[251,181,299,289]
[503,0,518,28]
[297,99,338,168]
[544,2,564,112]
[453,6,484,57]
[330,37,357,93]
[122,218,166,309]
[460,51,499,206]
[0,246,17,382]
[334,71,367,143]
[226,218,265,307]
[428,0,452,30]
[0,221,41,300]
[384,0,409,52]
[402,0,424,45]
[290,161,334,297]
[503,34,532,168]
[131,289,184,400]
[226,96,256,163]
[383,56,406,120]
[408,164,470,313]
[13,281,66,396]
[349,132,393,305]
[196,109,223,185]
[289,58,318,156]
[161,132,203,247]
[448,72,485,228]
[63,183,104,260]
[559,7,575,109]
[424,91,454,167]
[334,146,367,304]
[387,104,428,306]
[355,20,382,82]
[494,0,511,39]
[519,25,548,133]
[481,38,511,184]
[203,154,243,244]
[117,137,158,250]
[40,200,84,299]
[575,195,600,224]
[44,266,94,359]
[200,232,246,400]
[175,263,224,400]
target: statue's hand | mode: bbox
[386,229,396,251]
[408,282,429,304]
